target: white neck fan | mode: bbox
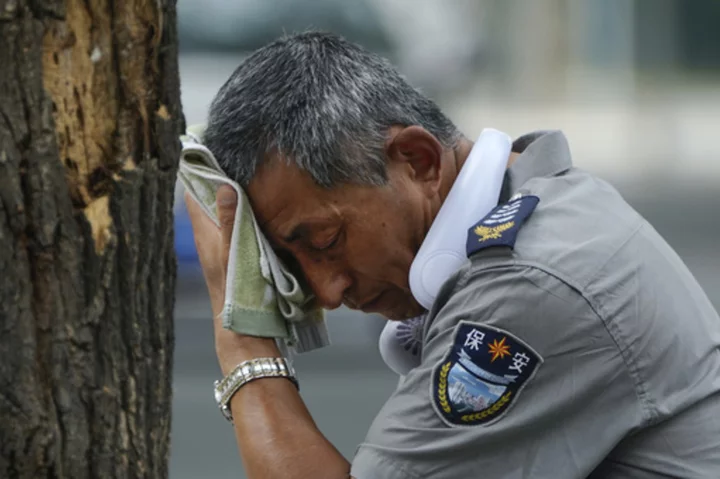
[378,128,512,375]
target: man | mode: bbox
[186,32,720,478]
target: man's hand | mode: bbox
[184,186,235,319]
[184,185,278,375]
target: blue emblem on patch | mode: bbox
[432,321,542,427]
[466,195,540,257]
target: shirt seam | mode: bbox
[575,218,645,291]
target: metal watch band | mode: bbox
[213,357,298,423]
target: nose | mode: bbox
[301,262,351,310]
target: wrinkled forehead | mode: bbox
[245,158,336,236]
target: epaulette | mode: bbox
[465,195,540,257]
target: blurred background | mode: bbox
[170,1,720,477]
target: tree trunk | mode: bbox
[0,1,182,477]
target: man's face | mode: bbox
[246,154,434,321]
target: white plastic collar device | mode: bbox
[409,128,512,309]
[379,128,512,376]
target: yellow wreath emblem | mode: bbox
[474,221,515,242]
[437,362,452,413]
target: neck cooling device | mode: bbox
[409,128,512,309]
[379,128,512,375]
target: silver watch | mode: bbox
[213,357,298,423]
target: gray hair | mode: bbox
[203,31,461,188]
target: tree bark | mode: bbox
[0,1,182,477]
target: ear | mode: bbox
[386,126,444,196]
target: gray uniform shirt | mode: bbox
[351,131,720,478]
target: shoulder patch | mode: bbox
[431,321,542,427]
[466,195,540,257]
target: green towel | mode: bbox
[178,125,329,354]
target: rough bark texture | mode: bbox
[0,0,183,477]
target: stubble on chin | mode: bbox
[383,300,426,321]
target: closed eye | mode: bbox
[310,232,341,252]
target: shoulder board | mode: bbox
[466,195,540,257]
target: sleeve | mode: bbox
[350,263,648,479]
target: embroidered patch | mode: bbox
[432,321,542,427]
[466,195,539,257]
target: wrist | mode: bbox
[214,356,298,423]
[216,332,282,376]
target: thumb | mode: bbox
[216,185,238,255]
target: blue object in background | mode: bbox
[174,205,199,263]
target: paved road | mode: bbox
[169,185,719,478]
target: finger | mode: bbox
[184,191,217,238]
[183,190,199,215]
[216,185,238,263]
[185,190,227,325]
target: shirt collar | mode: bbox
[499,130,573,202]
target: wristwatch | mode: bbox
[213,357,298,423]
